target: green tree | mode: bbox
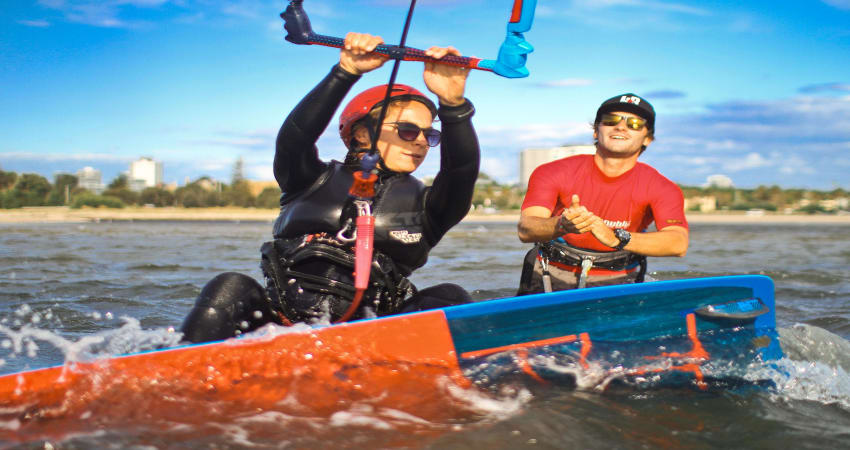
[225,180,254,207]
[175,184,202,207]
[139,187,175,207]
[256,186,282,209]
[175,180,226,207]
[104,174,138,205]
[797,203,829,214]
[829,188,847,199]
[232,157,245,185]
[71,194,126,209]
[7,173,52,207]
[0,170,17,191]
[47,174,79,206]
[108,174,129,190]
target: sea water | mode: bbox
[1,220,849,448]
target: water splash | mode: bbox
[751,324,850,410]
[0,312,183,372]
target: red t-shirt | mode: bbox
[522,154,688,252]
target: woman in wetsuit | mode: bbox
[180,33,479,343]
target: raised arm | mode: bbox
[273,65,359,194]
[424,100,479,241]
[274,33,388,194]
[420,46,479,241]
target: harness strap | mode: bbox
[577,258,593,289]
[537,240,647,289]
[540,256,553,293]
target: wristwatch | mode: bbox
[613,228,631,250]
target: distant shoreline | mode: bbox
[2,206,850,225]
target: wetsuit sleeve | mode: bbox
[649,175,689,231]
[424,100,480,243]
[274,64,361,194]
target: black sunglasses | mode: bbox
[385,122,441,147]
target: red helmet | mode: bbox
[339,84,437,149]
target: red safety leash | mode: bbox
[335,201,375,323]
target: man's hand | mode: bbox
[519,195,689,256]
[518,195,608,243]
[558,194,602,234]
[560,194,625,247]
[339,32,388,76]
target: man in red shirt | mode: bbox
[517,93,689,293]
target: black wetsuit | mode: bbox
[180,65,480,343]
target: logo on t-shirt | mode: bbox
[666,219,684,224]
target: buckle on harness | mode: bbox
[336,200,372,243]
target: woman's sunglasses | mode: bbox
[385,122,441,147]
[600,113,647,131]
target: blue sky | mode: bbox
[2,0,850,190]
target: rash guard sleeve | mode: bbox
[424,100,480,243]
[521,162,568,213]
[648,177,689,231]
[274,65,361,195]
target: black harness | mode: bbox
[260,233,416,323]
[537,240,647,290]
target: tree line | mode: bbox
[2,166,847,213]
[471,175,849,214]
[0,168,282,209]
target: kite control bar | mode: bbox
[281,0,536,78]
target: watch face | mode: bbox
[615,229,630,248]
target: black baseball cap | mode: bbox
[595,93,655,131]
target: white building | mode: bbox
[519,145,595,188]
[129,157,163,191]
[76,166,104,194]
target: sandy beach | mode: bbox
[2,206,850,225]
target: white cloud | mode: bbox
[777,155,817,176]
[0,151,132,163]
[34,0,276,28]
[722,152,772,171]
[535,79,594,88]
[186,128,276,151]
[538,0,776,35]
[822,0,850,10]
[480,157,515,181]
[18,19,51,27]
[478,122,591,147]
[189,137,270,150]
[198,160,229,172]
[705,139,748,151]
[245,164,275,181]
[554,0,710,15]
[219,0,268,20]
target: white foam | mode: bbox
[741,325,850,410]
[0,316,183,369]
[330,404,394,430]
[443,376,532,421]
[755,358,850,410]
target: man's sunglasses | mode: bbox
[385,122,441,147]
[600,113,647,131]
